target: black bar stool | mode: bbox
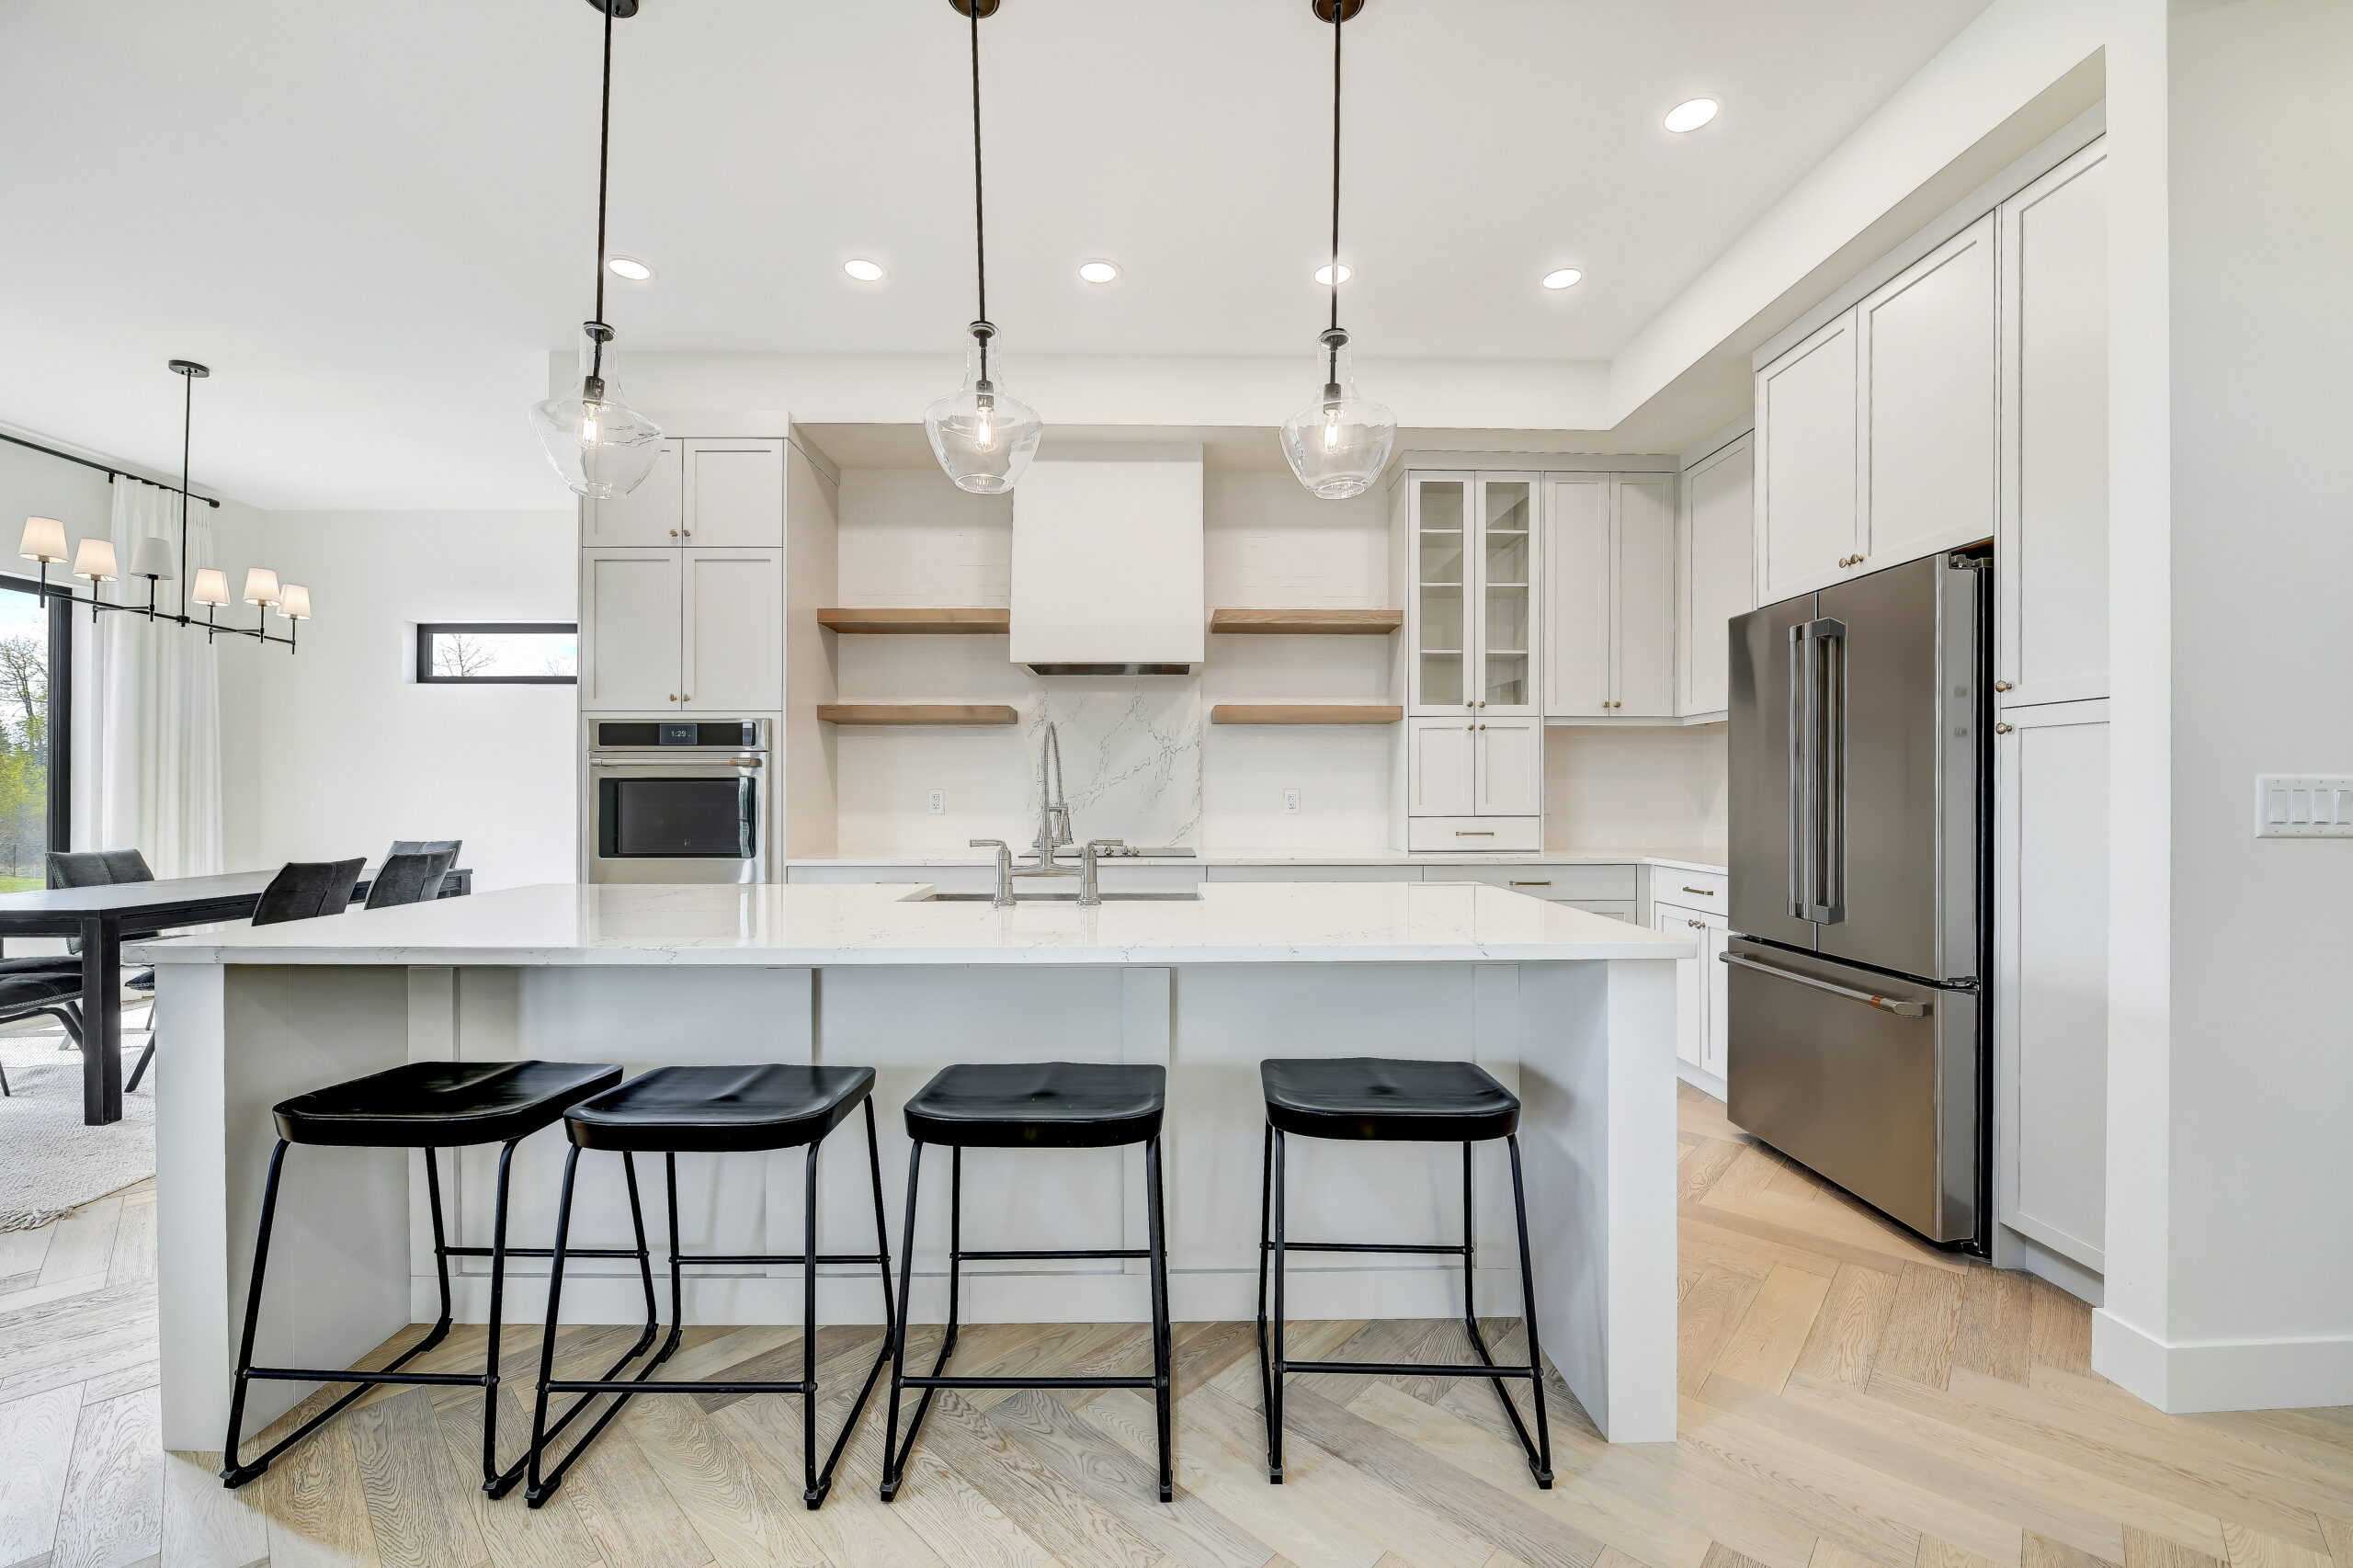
[1256,1056,1553,1488]
[222,1059,642,1497]
[881,1062,1173,1503]
[525,1063,895,1510]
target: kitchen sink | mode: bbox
[909,891,1204,903]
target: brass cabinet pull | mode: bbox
[1456,831,1495,837]
[1995,722,2013,733]
[1510,880,1552,887]
[1688,918,1706,929]
[1994,679,2013,692]
[1680,885,1715,896]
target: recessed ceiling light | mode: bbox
[1541,267,1585,290]
[606,256,654,281]
[1077,259,1120,284]
[1313,262,1353,286]
[843,258,887,282]
[1664,97,1720,133]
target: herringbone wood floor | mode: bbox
[5,1084,2351,1568]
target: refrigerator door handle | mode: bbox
[1787,622,1813,918]
[1719,950,1930,1017]
[1808,617,1848,925]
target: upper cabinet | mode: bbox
[1755,314,1859,601]
[1409,473,1540,717]
[1543,472,1676,719]
[1679,435,1755,717]
[581,542,785,712]
[1998,142,2109,709]
[1753,211,1998,600]
[585,437,786,548]
[1858,213,1997,568]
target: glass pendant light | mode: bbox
[926,0,1042,494]
[530,0,663,499]
[1282,0,1394,500]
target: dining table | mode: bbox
[0,865,473,1126]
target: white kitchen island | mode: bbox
[138,880,1686,1450]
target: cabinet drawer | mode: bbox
[1446,865,1638,901]
[1566,900,1637,923]
[1406,817,1543,853]
[1652,869,1728,910]
[1204,865,1422,882]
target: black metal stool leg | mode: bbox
[525,1144,582,1506]
[1507,1134,1554,1486]
[421,1148,455,1352]
[220,1140,290,1487]
[880,1139,925,1501]
[800,1138,824,1506]
[479,1137,522,1493]
[1253,1121,1273,1434]
[1145,1135,1174,1502]
[1265,1127,1289,1483]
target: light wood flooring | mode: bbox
[5,1084,2351,1568]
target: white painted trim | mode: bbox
[1674,1060,1726,1102]
[2093,1309,2353,1414]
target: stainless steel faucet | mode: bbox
[1077,840,1124,907]
[969,839,1016,907]
[1018,722,1078,879]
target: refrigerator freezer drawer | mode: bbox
[1723,939,1981,1244]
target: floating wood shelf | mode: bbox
[1210,704,1404,725]
[1209,608,1404,636]
[816,608,1010,635]
[816,705,1019,726]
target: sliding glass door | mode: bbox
[0,576,67,891]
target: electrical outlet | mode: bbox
[926,789,946,816]
[2255,775,2353,836]
[1281,789,1302,815]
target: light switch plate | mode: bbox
[2255,775,2353,836]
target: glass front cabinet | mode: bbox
[1405,472,1545,846]
[1410,472,1540,717]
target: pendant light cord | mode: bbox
[589,0,617,381]
[1324,0,1346,388]
[177,368,192,620]
[969,0,990,381]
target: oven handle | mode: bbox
[589,756,763,767]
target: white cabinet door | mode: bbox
[680,548,784,711]
[1472,476,1540,715]
[1543,475,1611,717]
[1756,312,1859,600]
[684,439,786,547]
[581,548,683,710]
[1651,903,1707,1069]
[1410,474,1473,713]
[1472,718,1543,817]
[1996,698,2109,1272]
[1613,473,1677,718]
[1858,213,1996,567]
[1680,435,1753,717]
[1999,142,2109,709]
[584,441,685,545]
[1407,719,1476,816]
[1699,917,1730,1078]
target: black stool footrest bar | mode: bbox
[953,1247,1150,1261]
[902,1374,1157,1391]
[548,1377,819,1396]
[667,1252,889,1267]
[1263,1240,1472,1255]
[442,1244,646,1259]
[1281,1358,1537,1379]
[242,1366,487,1387]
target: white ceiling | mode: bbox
[0,0,1989,509]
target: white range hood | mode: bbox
[1009,444,1204,676]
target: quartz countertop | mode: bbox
[785,847,1731,875]
[129,881,1693,968]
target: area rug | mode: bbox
[0,1012,155,1231]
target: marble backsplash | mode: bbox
[1023,677,1202,850]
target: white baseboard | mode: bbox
[1675,1062,1726,1100]
[1993,1224,2103,1306]
[2093,1308,2353,1412]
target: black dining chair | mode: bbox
[42,849,165,1082]
[0,971,88,1098]
[388,838,461,861]
[119,859,367,1095]
[364,850,457,910]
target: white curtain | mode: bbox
[68,479,224,877]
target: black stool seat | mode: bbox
[565,1064,876,1153]
[1260,1057,1520,1142]
[274,1061,621,1148]
[903,1062,1165,1149]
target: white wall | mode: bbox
[249,511,576,891]
[2095,0,2353,1413]
[1543,724,1727,854]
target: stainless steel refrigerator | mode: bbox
[1725,549,1991,1249]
